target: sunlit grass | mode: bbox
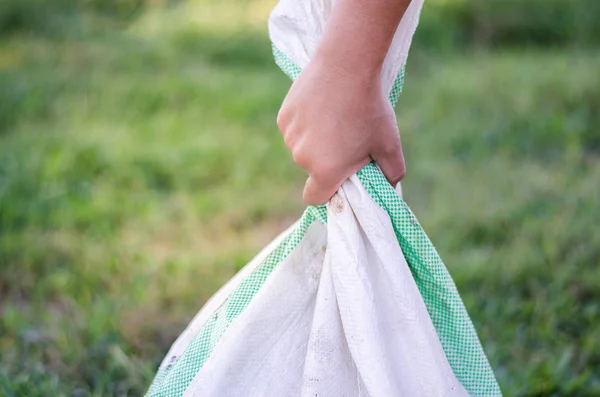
[1,1,599,396]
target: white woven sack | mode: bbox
[146,0,502,395]
[182,176,467,396]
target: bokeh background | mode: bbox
[1,0,599,395]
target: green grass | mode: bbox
[1,2,599,396]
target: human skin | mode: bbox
[277,0,413,205]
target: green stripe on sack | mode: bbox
[146,45,501,397]
[272,45,405,107]
[356,164,501,396]
[146,206,325,397]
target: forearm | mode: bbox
[314,0,412,79]
[278,0,410,204]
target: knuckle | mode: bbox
[276,107,289,131]
[291,149,309,168]
[311,162,339,183]
[283,132,295,148]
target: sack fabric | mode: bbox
[146,0,501,395]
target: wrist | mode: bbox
[312,41,384,83]
[311,0,402,83]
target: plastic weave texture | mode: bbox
[146,46,501,397]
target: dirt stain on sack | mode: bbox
[330,193,344,215]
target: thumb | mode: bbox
[303,175,343,206]
[372,139,406,187]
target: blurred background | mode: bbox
[1,0,599,395]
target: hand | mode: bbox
[277,55,406,205]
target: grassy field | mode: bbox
[1,1,599,396]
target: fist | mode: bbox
[277,56,406,205]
